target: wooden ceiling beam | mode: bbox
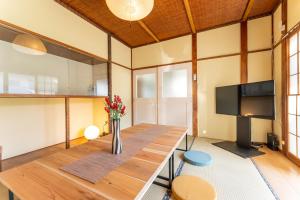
[183,0,196,33]
[242,0,255,21]
[138,21,160,42]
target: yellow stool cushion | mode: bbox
[172,175,217,200]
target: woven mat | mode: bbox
[61,126,169,183]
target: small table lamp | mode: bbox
[84,125,100,140]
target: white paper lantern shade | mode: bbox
[105,0,154,21]
[84,125,100,140]
[12,34,47,56]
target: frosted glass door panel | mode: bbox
[162,69,187,98]
[158,63,192,135]
[133,68,157,125]
[136,74,155,98]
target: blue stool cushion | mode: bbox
[184,150,212,166]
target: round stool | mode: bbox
[184,150,212,166]
[172,175,217,200]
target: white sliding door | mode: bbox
[133,63,192,135]
[133,68,157,124]
[158,63,192,135]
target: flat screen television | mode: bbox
[216,80,275,119]
[216,85,239,116]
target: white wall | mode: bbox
[273,5,282,45]
[248,16,272,51]
[197,23,240,58]
[198,56,240,140]
[132,35,192,68]
[197,24,241,140]
[0,97,108,159]
[111,64,132,129]
[288,0,300,30]
[111,38,131,68]
[0,0,108,59]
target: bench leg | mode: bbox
[9,190,14,200]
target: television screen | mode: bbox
[240,96,274,119]
[241,80,274,96]
[216,85,239,116]
[240,80,275,119]
[216,80,275,119]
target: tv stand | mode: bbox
[212,116,265,158]
[236,116,251,148]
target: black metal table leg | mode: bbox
[176,133,188,152]
[153,153,174,189]
[171,153,175,180]
[9,190,14,200]
[185,134,188,151]
[168,154,172,187]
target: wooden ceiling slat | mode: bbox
[242,0,255,21]
[138,21,160,42]
[142,0,191,41]
[56,0,281,47]
[183,0,196,33]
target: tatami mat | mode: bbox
[142,137,276,200]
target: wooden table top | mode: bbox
[0,124,188,200]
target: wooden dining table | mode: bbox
[0,123,188,200]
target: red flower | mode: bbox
[105,97,110,105]
[121,105,126,114]
[104,107,110,113]
[104,95,126,118]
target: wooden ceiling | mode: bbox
[56,0,280,48]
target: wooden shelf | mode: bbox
[0,94,107,98]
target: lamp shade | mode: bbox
[84,125,100,140]
[106,0,154,21]
[12,34,47,55]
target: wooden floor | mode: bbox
[1,139,300,200]
[253,147,300,200]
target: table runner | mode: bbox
[61,126,170,183]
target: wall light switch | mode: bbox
[193,74,197,81]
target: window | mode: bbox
[8,73,35,94]
[288,31,300,159]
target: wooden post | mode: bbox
[131,48,134,126]
[0,146,2,172]
[107,35,112,133]
[65,97,70,149]
[281,0,288,154]
[192,33,198,137]
[240,21,248,84]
